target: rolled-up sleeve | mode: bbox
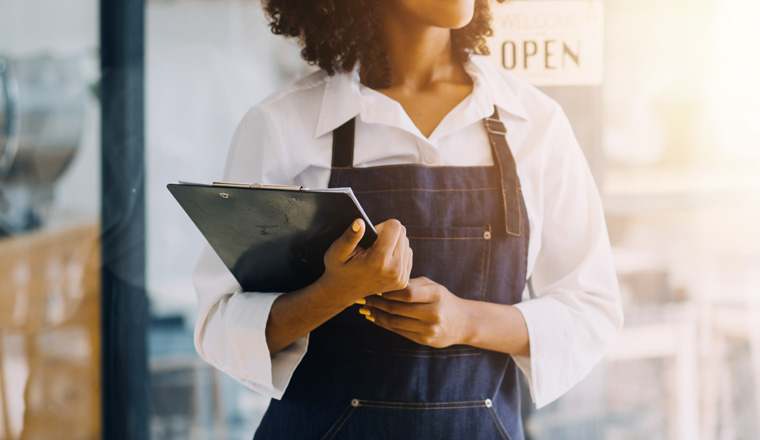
[511,106,624,409]
[192,107,307,399]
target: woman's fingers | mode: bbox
[392,232,408,259]
[373,322,425,346]
[367,309,447,348]
[320,219,413,302]
[365,295,425,319]
[363,279,464,349]
[364,307,426,334]
[381,278,435,303]
[402,245,413,286]
[327,218,366,263]
[372,219,403,256]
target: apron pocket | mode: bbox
[406,225,492,301]
[321,398,513,440]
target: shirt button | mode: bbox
[423,151,437,164]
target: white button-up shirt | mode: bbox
[192,55,623,409]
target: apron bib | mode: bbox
[254,109,530,440]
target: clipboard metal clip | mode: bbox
[212,181,306,191]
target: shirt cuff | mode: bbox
[231,331,309,400]
[512,296,578,409]
[196,290,309,400]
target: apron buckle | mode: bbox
[485,117,507,136]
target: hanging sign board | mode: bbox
[486,0,604,86]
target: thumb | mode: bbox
[330,218,365,262]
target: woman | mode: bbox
[193,0,623,438]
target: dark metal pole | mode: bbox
[100,0,148,438]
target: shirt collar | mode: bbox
[313,55,529,140]
[465,55,530,123]
[314,66,363,139]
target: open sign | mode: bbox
[501,39,581,70]
[487,1,604,86]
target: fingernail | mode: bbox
[365,315,375,323]
[359,307,371,316]
[352,219,361,232]
[355,298,366,305]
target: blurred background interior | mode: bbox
[0,0,758,439]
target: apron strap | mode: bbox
[331,118,356,168]
[485,108,523,237]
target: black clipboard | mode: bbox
[168,182,377,293]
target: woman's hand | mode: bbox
[319,218,414,307]
[360,277,531,356]
[360,277,470,348]
[265,218,412,355]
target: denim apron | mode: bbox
[254,109,530,439]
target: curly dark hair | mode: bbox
[262,0,504,89]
